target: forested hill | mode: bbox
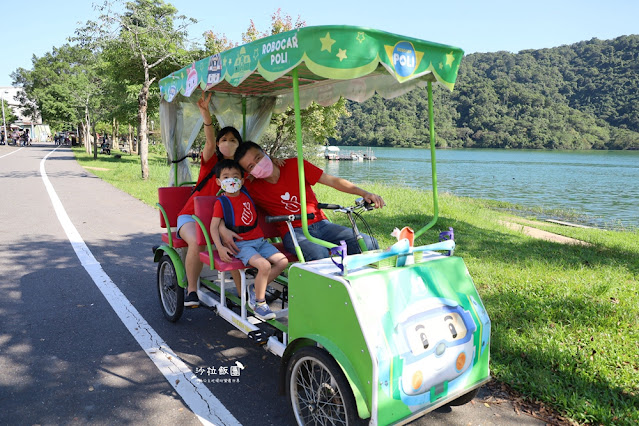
[333,35,639,149]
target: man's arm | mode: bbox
[210,217,234,263]
[318,173,386,208]
[218,222,242,254]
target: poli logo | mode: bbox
[385,41,424,81]
[393,41,417,77]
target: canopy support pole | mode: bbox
[415,81,439,239]
[241,96,247,140]
[173,124,178,186]
[292,68,336,256]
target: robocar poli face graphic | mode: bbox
[184,63,199,97]
[395,299,476,401]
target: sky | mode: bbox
[1,0,637,87]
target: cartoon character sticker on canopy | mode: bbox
[206,54,222,89]
[166,85,178,102]
[184,63,199,97]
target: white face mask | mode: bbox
[220,177,242,194]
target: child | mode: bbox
[209,159,288,320]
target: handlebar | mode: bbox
[318,197,375,212]
[265,213,315,223]
[317,203,341,210]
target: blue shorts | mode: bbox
[235,238,281,266]
[176,214,195,239]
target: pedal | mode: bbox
[248,329,271,345]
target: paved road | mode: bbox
[0,143,544,425]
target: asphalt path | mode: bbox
[0,142,545,425]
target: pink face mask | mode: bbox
[250,154,273,179]
[218,143,235,158]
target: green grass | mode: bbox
[72,146,199,204]
[73,149,639,425]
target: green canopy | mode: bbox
[159,25,463,104]
[159,25,463,248]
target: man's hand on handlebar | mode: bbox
[362,192,385,209]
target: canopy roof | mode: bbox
[159,25,464,106]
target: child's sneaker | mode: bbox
[253,302,276,320]
[184,291,199,308]
[247,284,256,309]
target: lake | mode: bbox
[320,147,639,229]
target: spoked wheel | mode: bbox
[286,346,359,426]
[157,254,185,322]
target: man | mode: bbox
[222,141,385,261]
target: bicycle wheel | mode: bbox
[286,346,360,425]
[157,254,184,322]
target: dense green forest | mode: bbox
[333,35,639,149]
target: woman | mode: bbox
[176,92,244,307]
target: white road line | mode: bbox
[40,147,240,426]
[0,147,23,159]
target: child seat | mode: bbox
[157,186,192,249]
[194,196,247,271]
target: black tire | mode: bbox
[447,386,480,406]
[286,346,360,425]
[157,254,185,322]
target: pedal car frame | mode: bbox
[154,25,491,425]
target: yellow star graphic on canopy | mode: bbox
[446,52,455,67]
[253,48,259,60]
[320,32,336,52]
[356,32,365,43]
[336,49,348,62]
[439,62,443,70]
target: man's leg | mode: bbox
[314,220,377,254]
[282,225,330,261]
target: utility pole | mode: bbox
[1,91,7,145]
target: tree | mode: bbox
[77,0,196,179]
[333,34,639,150]
[11,44,102,154]
[1,99,18,126]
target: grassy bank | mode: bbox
[73,148,639,425]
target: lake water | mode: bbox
[320,147,639,229]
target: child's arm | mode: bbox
[210,217,234,263]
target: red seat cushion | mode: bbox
[199,250,247,271]
[162,232,188,249]
[272,242,298,262]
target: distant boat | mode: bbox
[325,145,340,160]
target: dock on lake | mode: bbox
[324,146,376,161]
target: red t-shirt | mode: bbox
[244,158,327,236]
[213,191,263,240]
[178,154,221,217]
